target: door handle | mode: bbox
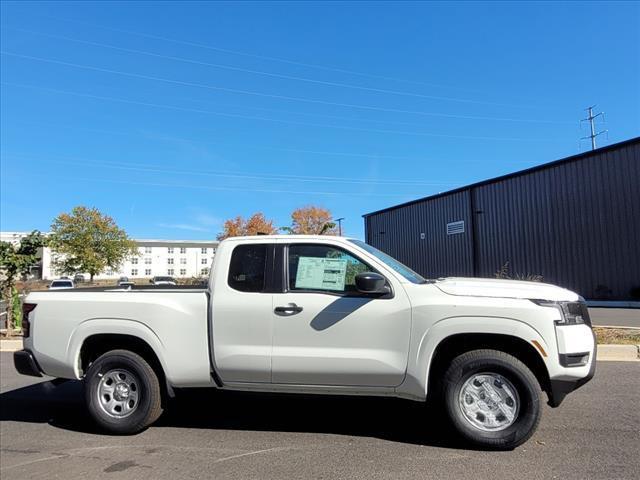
[274,303,303,315]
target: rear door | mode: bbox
[211,242,275,383]
[271,242,412,387]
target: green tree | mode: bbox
[0,231,47,335]
[49,206,138,282]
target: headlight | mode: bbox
[531,299,592,327]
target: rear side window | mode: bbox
[228,244,268,292]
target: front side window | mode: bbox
[288,244,370,294]
[228,244,267,292]
[348,239,427,284]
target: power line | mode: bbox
[0,81,554,142]
[6,153,457,187]
[6,27,538,109]
[4,120,542,164]
[7,172,429,198]
[580,106,607,150]
[0,51,568,125]
[35,14,513,95]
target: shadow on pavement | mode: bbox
[0,380,469,449]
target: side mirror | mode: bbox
[355,272,387,293]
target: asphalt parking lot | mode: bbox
[1,353,638,479]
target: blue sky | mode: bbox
[1,1,638,240]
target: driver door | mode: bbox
[271,242,412,387]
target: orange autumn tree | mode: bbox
[217,213,278,240]
[284,206,337,235]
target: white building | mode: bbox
[1,232,219,281]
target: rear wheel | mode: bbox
[85,349,163,434]
[442,349,541,450]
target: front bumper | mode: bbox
[13,350,43,377]
[547,330,597,407]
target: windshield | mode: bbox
[348,240,427,284]
[51,281,72,288]
[155,277,174,281]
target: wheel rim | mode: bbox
[96,368,141,418]
[458,372,520,432]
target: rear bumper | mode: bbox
[13,350,43,377]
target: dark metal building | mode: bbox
[363,137,640,300]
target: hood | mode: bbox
[434,277,579,302]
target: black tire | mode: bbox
[85,349,163,434]
[442,349,541,450]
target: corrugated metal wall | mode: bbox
[366,191,473,278]
[364,138,640,300]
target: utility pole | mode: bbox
[581,106,607,150]
[335,217,345,236]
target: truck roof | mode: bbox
[220,235,357,243]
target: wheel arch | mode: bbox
[76,330,174,401]
[426,332,551,402]
[405,316,552,401]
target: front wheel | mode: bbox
[85,349,163,434]
[442,349,542,450]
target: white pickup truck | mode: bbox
[14,235,596,449]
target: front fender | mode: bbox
[397,316,550,400]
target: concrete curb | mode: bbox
[0,338,23,352]
[597,344,640,362]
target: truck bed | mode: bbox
[52,285,208,293]
[24,288,213,388]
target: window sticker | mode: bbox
[295,256,348,291]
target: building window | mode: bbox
[144,258,152,265]
[201,268,209,276]
[180,269,186,276]
[145,269,152,275]
[168,247,174,254]
[167,269,174,276]
[131,258,138,265]
[201,247,207,254]
[145,246,152,254]
[201,258,208,264]
[180,258,187,264]
[180,247,186,254]
[131,269,138,276]
[167,258,174,265]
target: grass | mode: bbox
[594,327,640,345]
